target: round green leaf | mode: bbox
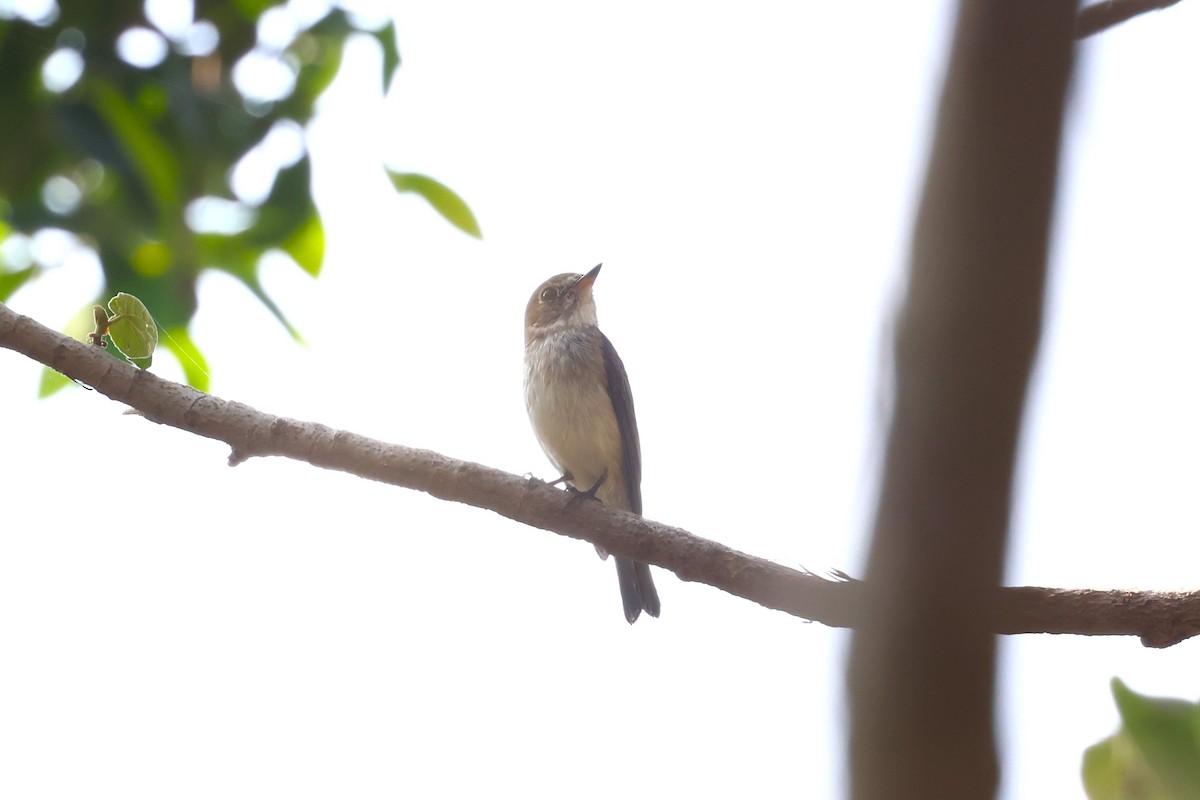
[107,292,158,368]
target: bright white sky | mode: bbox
[3,2,1200,798]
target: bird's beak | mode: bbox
[576,263,602,292]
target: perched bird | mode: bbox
[523,264,660,623]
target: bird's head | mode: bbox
[524,263,602,340]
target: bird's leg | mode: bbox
[542,470,578,489]
[581,471,607,499]
[567,471,612,560]
[566,470,607,507]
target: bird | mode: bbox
[523,263,661,623]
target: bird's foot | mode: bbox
[565,471,607,507]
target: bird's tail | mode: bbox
[616,557,661,624]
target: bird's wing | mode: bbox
[601,333,642,515]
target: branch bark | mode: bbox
[2,301,1198,648]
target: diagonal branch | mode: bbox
[2,300,1199,647]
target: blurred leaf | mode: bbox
[107,292,158,368]
[130,240,172,277]
[159,326,211,392]
[52,101,157,222]
[373,22,402,92]
[0,266,38,301]
[1083,679,1200,800]
[239,273,305,344]
[1113,679,1200,797]
[231,0,276,21]
[38,367,73,398]
[290,15,350,111]
[1084,733,1172,800]
[1083,736,1121,800]
[38,303,112,397]
[386,170,482,238]
[87,78,181,222]
[282,212,324,277]
[2,2,471,394]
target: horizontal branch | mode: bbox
[2,301,1197,647]
[1000,587,1200,648]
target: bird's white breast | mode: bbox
[524,331,628,509]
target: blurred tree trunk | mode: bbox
[848,3,1078,798]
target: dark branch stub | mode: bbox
[1076,0,1184,38]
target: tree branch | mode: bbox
[1076,0,1183,37]
[2,300,1199,647]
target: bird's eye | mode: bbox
[540,286,560,303]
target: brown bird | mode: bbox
[523,264,660,623]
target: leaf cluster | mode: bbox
[0,0,475,393]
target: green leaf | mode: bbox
[1082,736,1121,800]
[232,0,276,20]
[386,170,482,238]
[107,292,158,368]
[372,22,402,92]
[282,212,325,277]
[239,273,305,344]
[0,220,39,301]
[38,303,110,398]
[1084,679,1200,800]
[1083,732,1172,800]
[38,367,73,398]
[87,78,181,222]
[1112,679,1200,799]
[0,266,38,302]
[159,326,211,392]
